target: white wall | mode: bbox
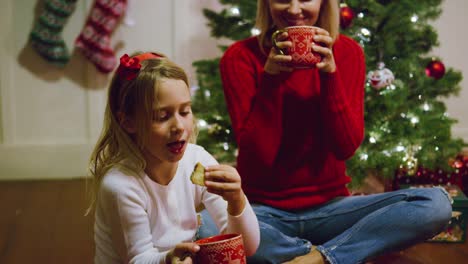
[0,0,181,180]
[432,0,468,142]
[0,0,466,180]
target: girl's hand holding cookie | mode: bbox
[312,28,336,73]
[204,164,246,216]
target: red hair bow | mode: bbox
[117,54,141,81]
[116,53,164,81]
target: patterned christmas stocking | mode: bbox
[30,0,78,66]
[75,0,127,73]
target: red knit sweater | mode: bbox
[219,34,366,210]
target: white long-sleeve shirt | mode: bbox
[94,144,260,264]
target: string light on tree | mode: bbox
[223,142,229,150]
[422,102,431,111]
[380,122,391,133]
[369,131,380,144]
[229,6,240,16]
[360,153,369,161]
[395,145,406,152]
[409,115,419,125]
[251,28,260,36]
[426,59,446,79]
[198,119,208,129]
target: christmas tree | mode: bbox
[192,0,465,186]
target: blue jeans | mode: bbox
[197,187,452,264]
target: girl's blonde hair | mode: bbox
[255,0,340,54]
[86,52,196,214]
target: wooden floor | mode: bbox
[0,179,94,264]
[0,179,467,264]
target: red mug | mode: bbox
[194,233,246,264]
[272,25,322,68]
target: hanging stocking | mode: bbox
[30,0,78,66]
[75,0,127,73]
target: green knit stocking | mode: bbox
[30,0,78,66]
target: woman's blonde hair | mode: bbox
[86,52,196,214]
[255,0,340,53]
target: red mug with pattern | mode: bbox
[194,233,246,264]
[272,26,322,68]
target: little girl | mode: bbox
[88,52,260,264]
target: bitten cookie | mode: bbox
[190,162,205,186]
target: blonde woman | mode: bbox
[198,1,453,263]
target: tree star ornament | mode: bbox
[367,62,395,90]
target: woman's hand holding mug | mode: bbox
[269,26,336,73]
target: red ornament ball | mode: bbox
[425,60,446,79]
[340,6,355,29]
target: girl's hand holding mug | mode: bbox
[166,242,199,264]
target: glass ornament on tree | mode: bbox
[339,3,355,29]
[425,59,446,79]
[367,62,395,90]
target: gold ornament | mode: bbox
[402,152,418,176]
[208,123,222,135]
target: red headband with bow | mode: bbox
[116,52,163,81]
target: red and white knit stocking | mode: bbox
[75,0,127,73]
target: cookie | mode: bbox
[190,162,205,186]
